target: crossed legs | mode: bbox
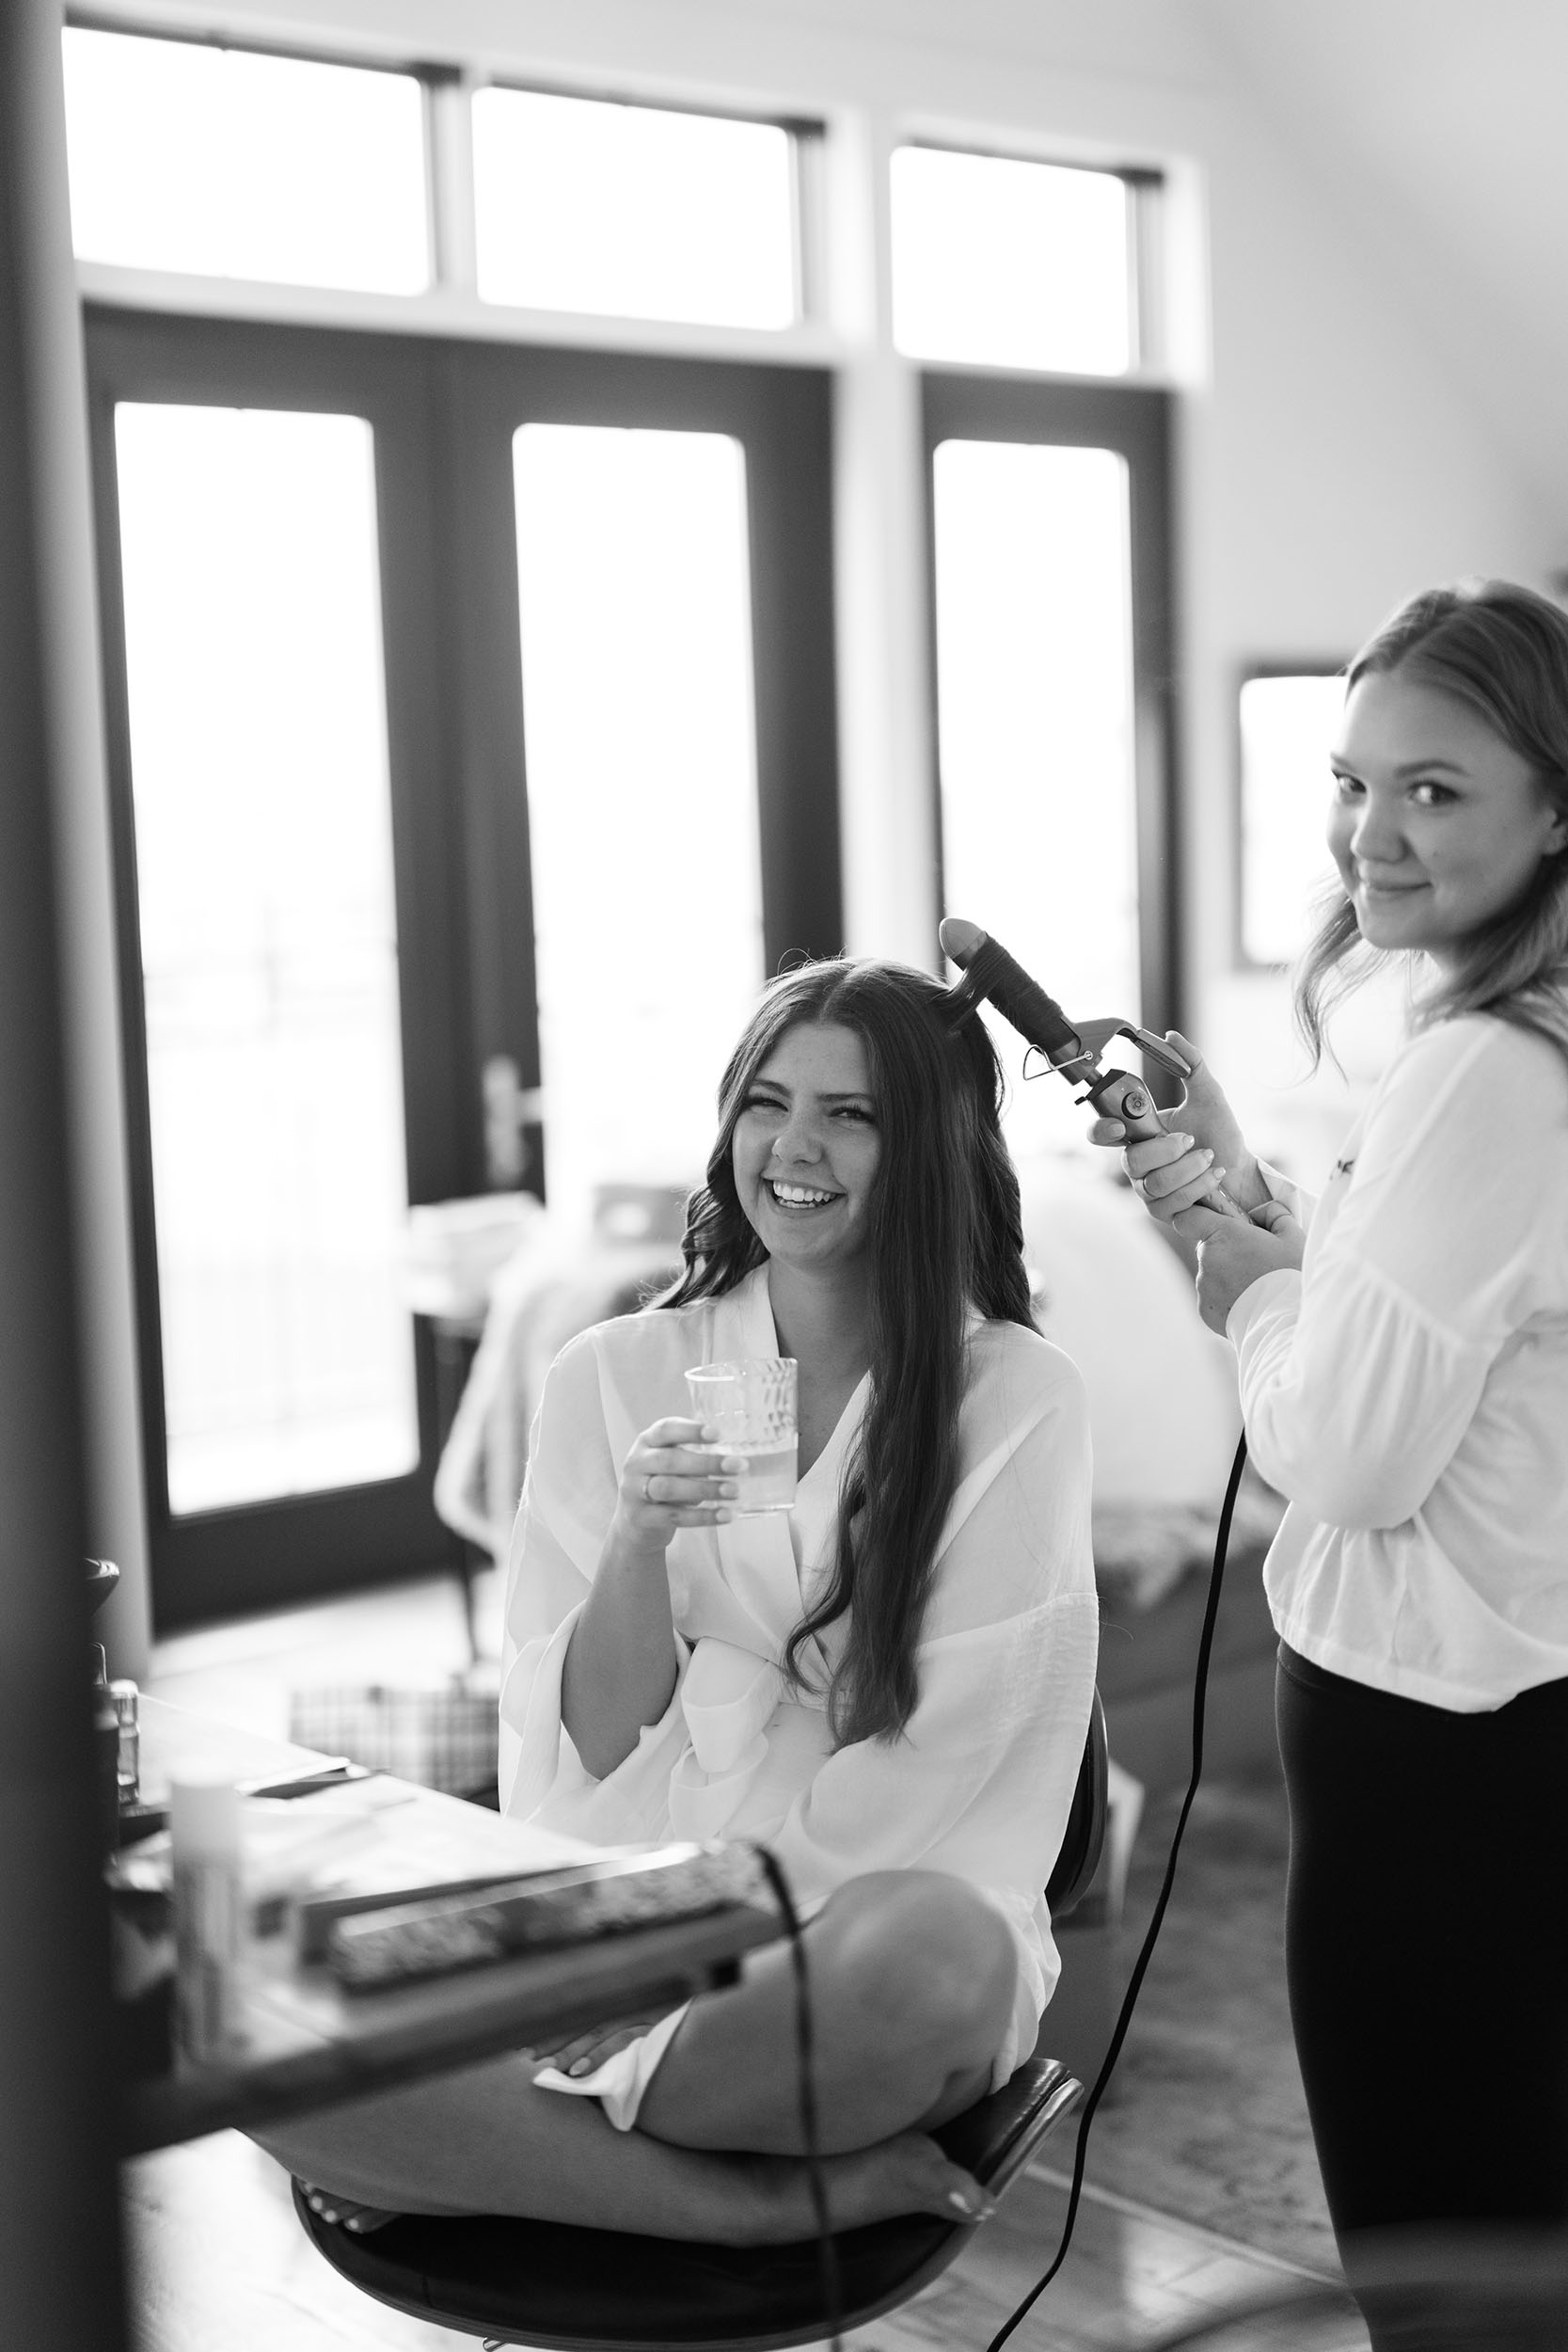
[255,1868,1020,2246]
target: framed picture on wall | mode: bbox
[1235,661,1349,969]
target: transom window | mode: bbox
[61,27,811,331]
[891,144,1140,374]
[473,88,800,327]
[61,26,430,294]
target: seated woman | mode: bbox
[262,958,1098,2247]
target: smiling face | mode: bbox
[1328,669,1568,969]
[731,1020,881,1275]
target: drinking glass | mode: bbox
[685,1357,798,1515]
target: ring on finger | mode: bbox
[642,1472,656,1502]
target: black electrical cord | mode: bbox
[753,1844,844,2352]
[984,1429,1252,2352]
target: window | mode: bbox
[513,424,765,1220]
[61,26,429,293]
[932,438,1138,1119]
[925,376,1179,1161]
[891,145,1138,373]
[112,402,418,1516]
[472,88,800,326]
[1237,669,1347,967]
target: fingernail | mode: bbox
[1197,1148,1214,1165]
[1175,1134,1194,1150]
[568,2058,592,2076]
[721,1457,745,1473]
[1212,1167,1227,1182]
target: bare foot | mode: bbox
[739,2132,996,2246]
[299,2182,403,2235]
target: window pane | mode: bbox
[475,89,795,326]
[1240,674,1346,965]
[893,147,1132,373]
[113,404,418,1514]
[514,424,765,1226]
[933,439,1137,1161]
[62,28,428,293]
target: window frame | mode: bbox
[86,306,471,1628]
[920,370,1184,1041]
[87,307,843,1631]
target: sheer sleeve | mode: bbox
[497,1329,690,1833]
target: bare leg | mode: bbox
[259,1870,1018,2245]
[641,1868,1018,2153]
[258,2062,990,2245]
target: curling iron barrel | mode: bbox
[939,916,1243,1216]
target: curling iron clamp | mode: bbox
[939,916,1244,1220]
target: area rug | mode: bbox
[1070,1773,1342,2280]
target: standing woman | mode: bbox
[266,957,1098,2247]
[1098,580,1568,2256]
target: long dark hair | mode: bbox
[1295,580,1568,1072]
[658,959,1036,1746]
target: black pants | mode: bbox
[1275,1644,1568,2242]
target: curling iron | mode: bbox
[939,915,1244,1219]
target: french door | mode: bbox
[87,310,840,1629]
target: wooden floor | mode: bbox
[131,1573,1367,2352]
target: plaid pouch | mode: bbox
[288,1677,499,1798]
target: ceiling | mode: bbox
[1192,0,1568,527]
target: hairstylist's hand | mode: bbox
[1086,1030,1269,1240]
[1195,1199,1305,1333]
[610,1419,741,1558]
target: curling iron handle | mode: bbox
[1092,1070,1165,1144]
[1092,1071,1245,1220]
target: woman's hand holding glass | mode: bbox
[612,1418,743,1556]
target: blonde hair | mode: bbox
[1294,580,1568,1073]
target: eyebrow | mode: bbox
[750,1080,874,1103]
[1329,754,1471,776]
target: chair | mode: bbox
[294,1692,1109,2350]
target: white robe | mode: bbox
[499,1266,1099,2110]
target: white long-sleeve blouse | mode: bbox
[1229,1012,1568,1709]
[499,1265,1099,2088]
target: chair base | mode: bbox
[293,2051,1081,2351]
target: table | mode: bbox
[118,1698,782,2155]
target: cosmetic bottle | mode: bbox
[109,1677,141,1809]
[89,1645,122,1855]
[169,1777,245,2062]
